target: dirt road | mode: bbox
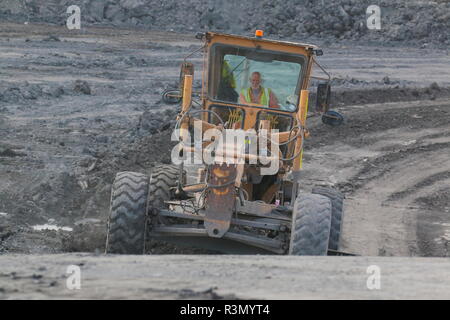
[1,254,450,299]
[303,99,450,257]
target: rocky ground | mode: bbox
[0,22,449,258]
[1,0,449,47]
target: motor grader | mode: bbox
[105,30,345,255]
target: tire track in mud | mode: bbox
[303,100,450,257]
[388,171,450,203]
[341,144,450,257]
[339,141,450,194]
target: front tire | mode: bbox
[105,172,149,254]
[289,194,332,255]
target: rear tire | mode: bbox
[289,194,332,255]
[105,172,149,254]
[312,186,344,251]
[148,164,184,227]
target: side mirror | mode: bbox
[315,83,331,113]
[322,110,344,126]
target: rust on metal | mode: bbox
[204,163,236,238]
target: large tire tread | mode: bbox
[106,171,149,254]
[289,194,332,256]
[312,186,344,251]
[148,164,183,218]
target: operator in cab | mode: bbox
[239,71,280,109]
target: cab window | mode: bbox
[256,111,293,132]
[209,44,305,112]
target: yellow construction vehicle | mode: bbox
[105,30,346,255]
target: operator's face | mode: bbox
[250,73,261,89]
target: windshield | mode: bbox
[209,44,305,112]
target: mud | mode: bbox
[301,99,450,257]
[0,20,449,261]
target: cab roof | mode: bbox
[204,31,320,52]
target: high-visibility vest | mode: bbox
[241,87,271,106]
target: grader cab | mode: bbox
[105,31,346,255]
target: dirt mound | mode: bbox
[1,0,449,46]
[0,80,102,103]
[306,83,450,110]
[331,84,450,106]
[0,82,48,103]
[137,107,179,135]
